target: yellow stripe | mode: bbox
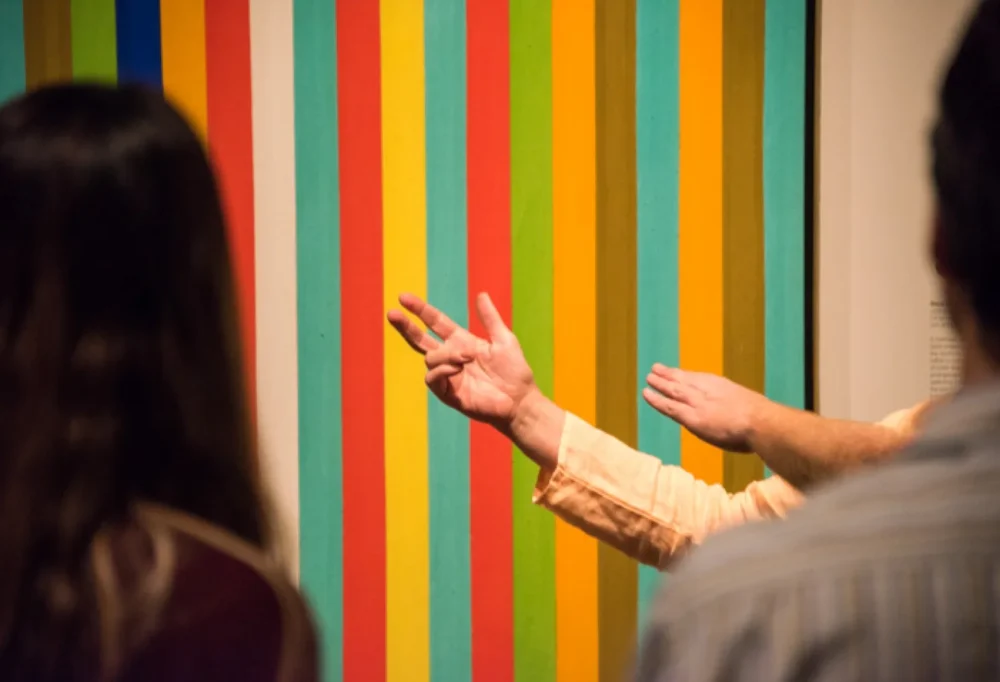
[380,1,429,681]
[160,0,207,136]
[553,0,599,679]
[679,0,724,483]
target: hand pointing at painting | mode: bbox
[387,292,533,426]
[386,292,565,469]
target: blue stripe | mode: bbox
[0,0,25,103]
[294,0,343,680]
[115,0,162,87]
[636,0,680,623]
[424,0,471,680]
[764,0,807,462]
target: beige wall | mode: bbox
[815,0,975,421]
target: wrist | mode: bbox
[506,386,548,441]
[745,394,779,453]
[500,386,564,470]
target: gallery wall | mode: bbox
[0,1,810,681]
[815,0,977,421]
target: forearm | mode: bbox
[528,409,804,569]
[749,401,910,489]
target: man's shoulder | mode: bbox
[656,447,1000,619]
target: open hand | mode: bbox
[386,292,537,432]
[642,364,771,452]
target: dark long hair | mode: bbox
[0,84,268,678]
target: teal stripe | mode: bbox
[510,0,556,679]
[0,0,26,103]
[635,0,679,623]
[764,3,807,424]
[424,1,471,681]
[293,1,343,680]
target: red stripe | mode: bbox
[336,1,386,680]
[467,2,513,680]
[205,0,256,406]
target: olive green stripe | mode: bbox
[70,0,117,82]
[722,0,766,492]
[595,0,638,678]
[510,0,556,680]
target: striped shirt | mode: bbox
[635,382,1000,682]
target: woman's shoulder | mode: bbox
[121,504,318,682]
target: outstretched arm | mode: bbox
[745,400,929,489]
[387,293,801,570]
[509,390,802,570]
[643,365,933,490]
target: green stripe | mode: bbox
[70,0,117,81]
[722,0,766,491]
[596,0,638,677]
[763,1,807,419]
[635,0,679,624]
[424,1,471,681]
[510,0,556,679]
[0,0,26,102]
[293,1,343,680]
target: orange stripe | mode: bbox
[160,0,207,135]
[679,0,724,482]
[552,0,598,679]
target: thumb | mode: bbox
[475,292,511,342]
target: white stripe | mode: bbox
[249,0,300,578]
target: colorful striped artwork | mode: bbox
[1,0,811,680]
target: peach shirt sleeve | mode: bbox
[533,402,932,570]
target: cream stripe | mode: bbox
[249,0,300,578]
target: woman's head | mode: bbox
[0,83,267,673]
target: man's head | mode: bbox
[932,0,1000,381]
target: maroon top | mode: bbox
[114,506,318,682]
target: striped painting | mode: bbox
[0,0,811,681]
